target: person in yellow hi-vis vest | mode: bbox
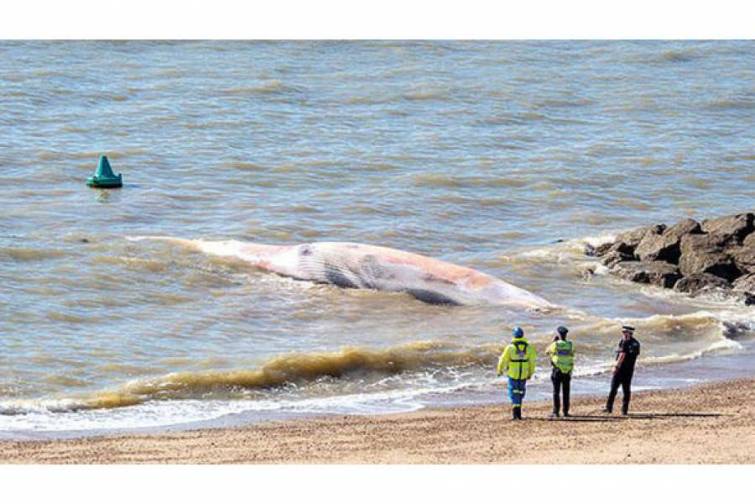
[497,327,537,420]
[546,326,575,418]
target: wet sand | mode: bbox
[2,378,753,464]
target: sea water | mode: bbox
[0,41,753,437]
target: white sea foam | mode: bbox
[0,378,489,433]
[641,337,743,366]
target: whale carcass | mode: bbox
[136,238,555,309]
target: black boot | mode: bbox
[515,407,522,420]
[512,408,518,420]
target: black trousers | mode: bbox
[551,368,571,415]
[606,370,633,414]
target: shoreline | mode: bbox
[2,377,754,464]
[5,339,753,442]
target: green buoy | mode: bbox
[87,155,123,188]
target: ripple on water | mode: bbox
[223,161,267,172]
[219,80,304,96]
[705,95,755,110]
[43,375,90,388]
[410,173,531,189]
[0,247,67,262]
[46,311,93,324]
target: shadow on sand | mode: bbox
[622,412,724,419]
[527,412,725,423]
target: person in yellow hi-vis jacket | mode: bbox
[546,326,575,418]
[497,326,537,420]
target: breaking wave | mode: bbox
[0,341,499,415]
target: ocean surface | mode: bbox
[0,41,753,437]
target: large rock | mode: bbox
[601,250,634,268]
[608,241,636,256]
[732,273,755,293]
[586,213,753,304]
[615,225,661,249]
[590,242,613,257]
[701,213,754,245]
[678,233,741,281]
[599,224,664,258]
[673,273,731,295]
[744,232,755,249]
[731,246,755,275]
[611,261,682,288]
[731,273,755,306]
[634,218,701,263]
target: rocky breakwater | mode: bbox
[589,213,755,305]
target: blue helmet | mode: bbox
[512,326,524,338]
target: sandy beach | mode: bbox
[2,377,753,464]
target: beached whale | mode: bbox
[134,237,555,309]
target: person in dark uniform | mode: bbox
[604,325,641,415]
